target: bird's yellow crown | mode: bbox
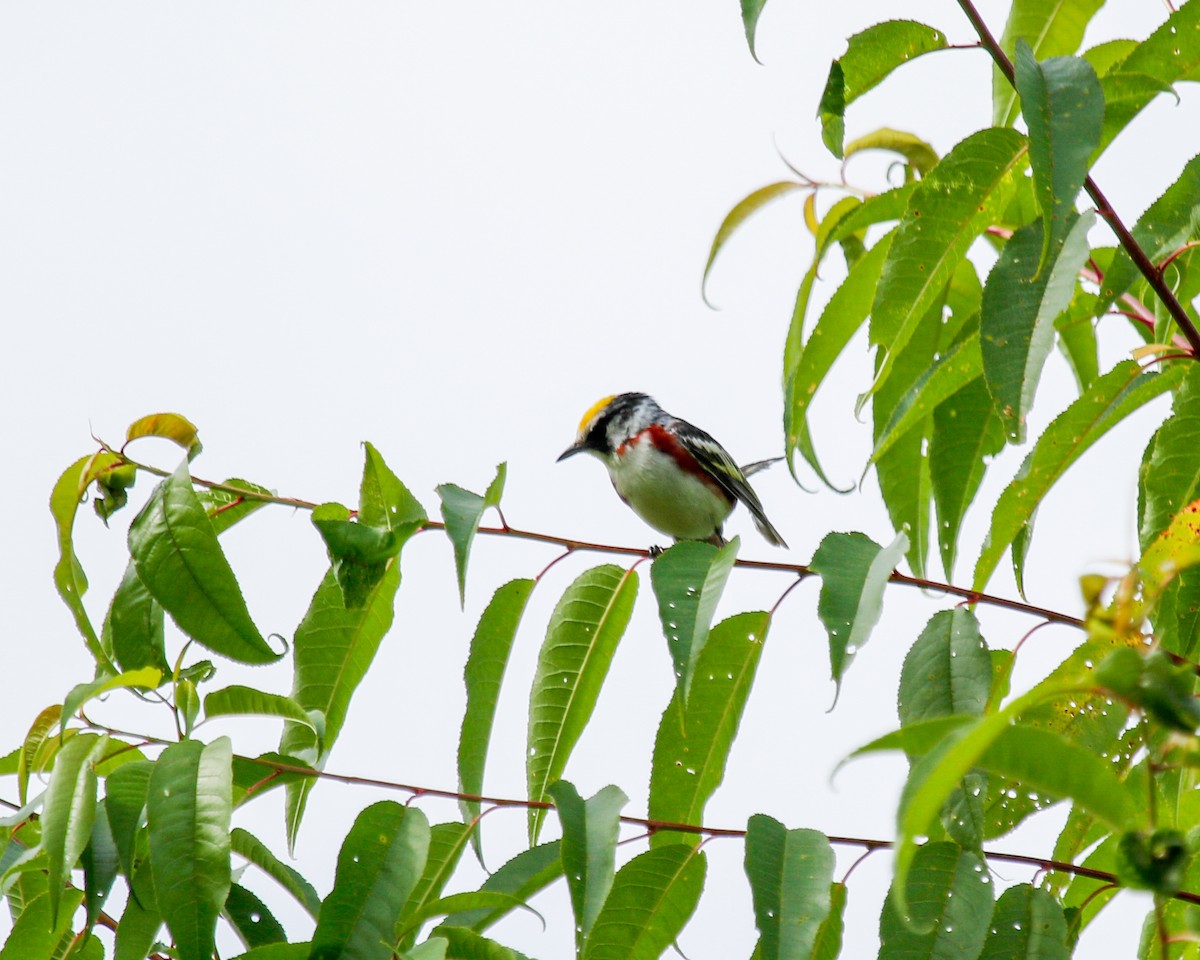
[576,395,617,437]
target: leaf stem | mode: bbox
[955,0,1200,357]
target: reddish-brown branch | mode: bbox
[239,755,1200,906]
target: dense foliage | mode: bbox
[5,0,1200,958]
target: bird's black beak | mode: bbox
[557,443,586,462]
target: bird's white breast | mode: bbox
[607,434,732,541]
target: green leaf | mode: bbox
[1055,291,1100,392]
[703,183,807,304]
[204,686,323,744]
[199,478,273,534]
[229,945,311,960]
[125,412,203,459]
[785,231,894,489]
[549,781,627,949]
[359,441,427,530]
[129,460,280,663]
[974,360,1186,590]
[1094,2,1200,152]
[282,562,401,849]
[743,817,834,960]
[81,798,120,930]
[814,187,916,265]
[311,509,410,610]
[50,452,126,669]
[931,377,1007,578]
[867,128,1028,403]
[396,822,477,951]
[993,0,1106,126]
[225,884,287,949]
[581,844,705,960]
[526,564,638,843]
[810,531,908,696]
[844,128,939,176]
[0,889,84,960]
[818,21,948,157]
[433,927,532,960]
[871,331,983,466]
[42,732,105,924]
[1099,154,1200,317]
[63,667,163,724]
[648,612,769,844]
[1013,43,1103,265]
[458,579,534,848]
[310,802,430,960]
[19,705,62,806]
[898,609,991,726]
[1081,38,1139,77]
[650,538,738,702]
[104,561,168,674]
[879,842,993,948]
[104,760,152,882]
[442,841,563,932]
[811,882,847,960]
[740,0,769,62]
[437,463,506,606]
[147,737,233,960]
[230,827,321,919]
[980,212,1095,442]
[399,893,537,943]
[114,863,161,960]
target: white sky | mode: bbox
[2,1,1197,957]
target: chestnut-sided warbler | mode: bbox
[557,392,787,548]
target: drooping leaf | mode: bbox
[129,460,280,663]
[103,759,152,883]
[740,0,769,62]
[310,802,430,960]
[1013,43,1103,266]
[224,884,287,949]
[931,376,1007,579]
[18,705,62,806]
[437,463,506,606]
[433,927,533,960]
[785,231,894,488]
[396,821,478,953]
[147,737,233,960]
[281,562,401,849]
[811,882,848,960]
[649,538,739,702]
[204,686,323,744]
[62,667,163,725]
[41,732,105,924]
[0,889,85,960]
[81,798,119,931]
[743,817,834,960]
[458,579,534,848]
[872,330,983,468]
[810,531,908,696]
[230,827,321,919]
[50,452,126,669]
[704,183,807,304]
[974,360,1185,590]
[125,412,203,459]
[980,212,1095,442]
[818,21,948,157]
[114,862,161,960]
[648,612,769,844]
[526,564,638,842]
[879,842,994,948]
[843,128,939,176]
[993,0,1106,126]
[898,609,991,726]
[867,128,1028,402]
[581,844,706,960]
[549,781,627,949]
[104,560,168,674]
[442,841,563,932]
[1099,154,1200,319]
[311,504,412,610]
